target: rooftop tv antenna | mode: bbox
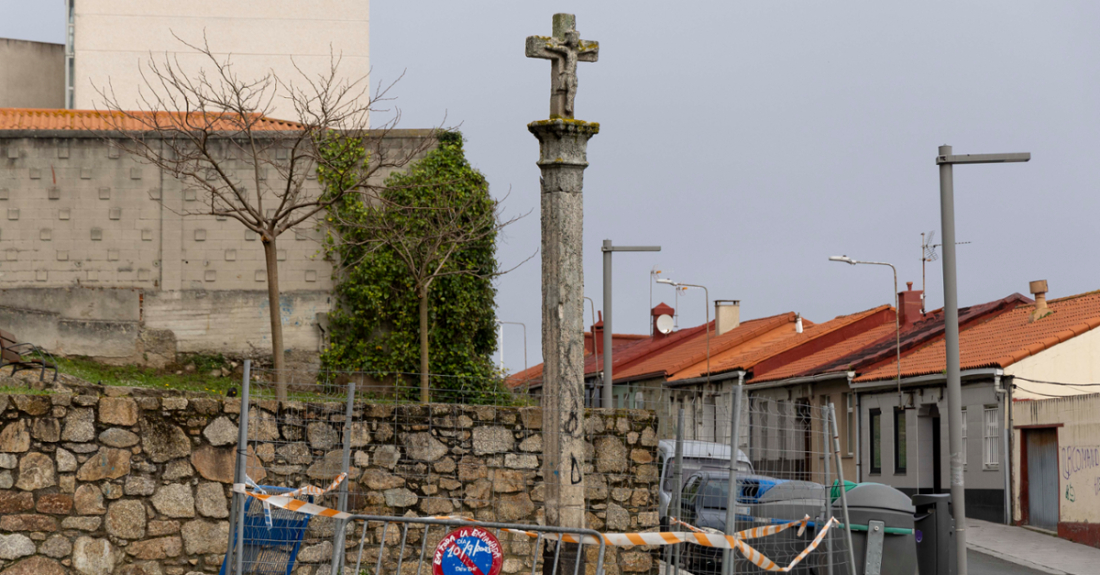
[922,230,971,313]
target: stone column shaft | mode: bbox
[528,118,599,531]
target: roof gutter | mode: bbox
[743,371,851,391]
[850,367,1003,391]
[666,369,747,388]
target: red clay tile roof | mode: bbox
[856,290,1100,382]
[0,108,302,132]
[751,323,897,382]
[670,305,893,382]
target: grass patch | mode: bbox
[55,356,237,396]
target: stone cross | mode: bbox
[526,13,600,574]
[525,13,599,118]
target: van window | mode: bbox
[699,479,729,510]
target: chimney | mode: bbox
[651,302,675,337]
[591,311,604,354]
[1030,280,1050,322]
[795,313,803,334]
[898,282,924,327]
[715,300,741,336]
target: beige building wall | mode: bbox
[1005,327,1100,400]
[72,1,370,120]
[0,39,65,108]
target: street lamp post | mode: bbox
[602,240,661,409]
[936,145,1029,575]
[828,256,902,408]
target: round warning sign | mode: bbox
[432,526,504,575]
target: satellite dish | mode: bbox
[656,314,674,335]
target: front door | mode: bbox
[1026,428,1059,530]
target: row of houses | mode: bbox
[509,279,1100,546]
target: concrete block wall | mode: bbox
[0,131,434,364]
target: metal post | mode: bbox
[938,145,969,575]
[603,239,613,409]
[330,379,357,575]
[823,402,833,575]
[670,408,685,575]
[829,403,857,575]
[230,360,252,575]
[721,374,744,575]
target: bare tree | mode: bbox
[328,135,527,403]
[97,36,433,401]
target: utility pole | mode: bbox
[602,241,660,408]
[936,145,1029,575]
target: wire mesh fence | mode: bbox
[228,365,663,575]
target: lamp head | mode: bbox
[829,255,857,265]
[656,278,676,286]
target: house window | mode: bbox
[870,409,882,474]
[983,406,999,469]
[894,408,907,474]
[846,393,855,456]
[961,408,968,467]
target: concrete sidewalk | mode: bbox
[967,518,1100,575]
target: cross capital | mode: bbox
[525,13,599,119]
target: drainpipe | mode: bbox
[994,370,1010,525]
[850,371,861,483]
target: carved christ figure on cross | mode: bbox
[526,14,599,119]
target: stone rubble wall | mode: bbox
[0,390,660,575]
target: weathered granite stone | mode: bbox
[102,481,124,500]
[180,520,228,554]
[419,497,454,515]
[0,534,35,559]
[162,397,188,411]
[140,418,191,462]
[35,493,72,515]
[621,551,652,572]
[163,460,193,480]
[640,427,657,447]
[383,488,417,507]
[275,443,311,465]
[305,450,343,480]
[40,534,72,558]
[147,520,180,536]
[0,555,66,575]
[124,475,156,496]
[637,511,658,527]
[0,421,30,453]
[195,482,228,518]
[0,514,57,532]
[0,453,17,469]
[350,421,370,447]
[497,492,534,522]
[190,445,264,484]
[126,536,182,560]
[405,432,447,462]
[72,395,98,407]
[105,499,146,539]
[189,398,219,415]
[61,516,101,531]
[30,418,60,443]
[629,448,653,464]
[374,445,400,469]
[15,452,55,491]
[296,541,332,563]
[472,426,514,455]
[361,468,404,490]
[595,436,627,473]
[98,398,138,426]
[0,491,34,513]
[518,435,542,452]
[61,409,95,443]
[493,470,527,493]
[307,422,339,450]
[116,562,164,575]
[504,454,539,469]
[11,396,50,417]
[98,428,140,448]
[151,484,195,518]
[76,448,131,481]
[72,537,115,575]
[246,408,278,441]
[464,479,491,508]
[201,417,238,447]
[606,502,629,531]
[0,470,11,489]
[55,448,76,473]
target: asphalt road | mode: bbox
[968,549,1050,575]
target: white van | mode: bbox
[657,439,753,524]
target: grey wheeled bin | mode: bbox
[912,494,955,575]
[743,481,829,575]
[832,483,918,575]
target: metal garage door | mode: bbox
[1026,428,1059,531]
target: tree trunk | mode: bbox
[419,289,429,404]
[262,236,287,402]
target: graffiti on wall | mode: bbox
[1061,445,1100,504]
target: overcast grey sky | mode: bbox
[7,2,1100,374]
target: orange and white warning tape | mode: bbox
[231,485,838,572]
